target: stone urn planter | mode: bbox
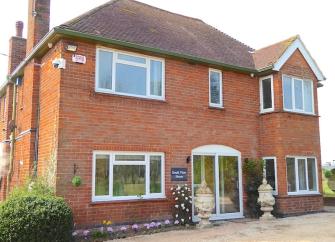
[257,178,275,220]
[194,181,215,228]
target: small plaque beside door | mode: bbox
[171,168,187,181]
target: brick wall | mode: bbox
[259,49,323,214]
[2,36,323,224]
[0,24,26,200]
[55,40,260,226]
[37,41,62,179]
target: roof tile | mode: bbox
[60,0,256,69]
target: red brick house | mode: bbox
[0,0,326,226]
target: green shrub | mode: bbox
[0,194,73,242]
[324,170,332,179]
[9,178,54,199]
[243,159,264,218]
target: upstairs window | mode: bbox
[209,69,223,107]
[282,75,314,114]
[260,75,274,113]
[286,156,318,195]
[96,48,165,100]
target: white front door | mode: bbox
[192,145,243,221]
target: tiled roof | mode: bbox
[252,35,299,70]
[59,0,256,69]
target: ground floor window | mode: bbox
[92,152,165,202]
[286,156,318,195]
[263,157,277,195]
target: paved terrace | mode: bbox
[117,211,335,242]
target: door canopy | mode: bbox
[192,144,240,156]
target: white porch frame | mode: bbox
[191,145,244,221]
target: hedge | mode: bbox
[0,194,73,242]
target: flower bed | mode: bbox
[73,185,194,241]
[73,219,195,241]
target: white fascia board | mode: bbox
[273,37,326,81]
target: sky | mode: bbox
[0,0,334,163]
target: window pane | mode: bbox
[286,158,296,192]
[95,155,110,196]
[262,78,272,110]
[307,158,317,191]
[265,159,276,191]
[210,71,221,105]
[117,53,146,64]
[150,156,162,193]
[98,50,113,89]
[218,156,240,213]
[298,159,307,190]
[294,79,303,110]
[113,165,145,196]
[283,76,293,110]
[304,80,313,113]
[115,63,146,95]
[115,155,145,161]
[150,60,162,96]
[192,155,216,215]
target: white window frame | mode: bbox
[95,47,165,100]
[259,75,274,113]
[286,156,319,195]
[92,151,165,202]
[282,75,315,115]
[209,68,223,108]
[263,156,278,195]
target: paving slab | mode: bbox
[115,212,335,242]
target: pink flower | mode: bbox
[174,220,179,225]
[120,226,128,232]
[164,219,170,225]
[107,226,113,233]
[155,222,162,228]
[132,224,139,230]
[144,223,151,229]
[149,222,156,228]
[83,230,90,236]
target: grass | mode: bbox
[322,171,335,197]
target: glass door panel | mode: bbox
[218,156,240,214]
[193,155,216,215]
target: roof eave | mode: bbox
[55,27,257,73]
[4,26,260,95]
[9,28,57,81]
[272,37,326,81]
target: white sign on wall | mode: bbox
[72,54,86,64]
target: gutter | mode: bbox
[6,80,18,196]
[54,27,257,74]
[9,28,56,80]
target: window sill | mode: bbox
[260,109,274,114]
[90,196,167,205]
[283,109,317,117]
[259,110,319,117]
[208,105,224,110]
[287,192,321,197]
[95,89,166,103]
